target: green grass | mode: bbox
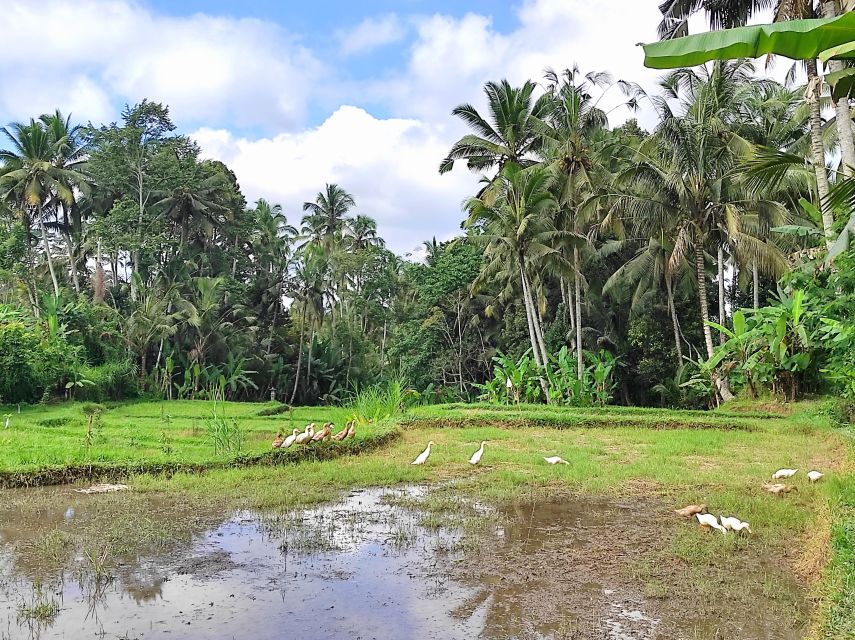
[0,398,853,636]
[0,400,370,485]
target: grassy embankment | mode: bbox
[0,398,853,636]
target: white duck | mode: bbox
[295,424,315,444]
[411,441,434,465]
[469,442,486,465]
[772,468,798,479]
[543,456,569,465]
[696,513,727,534]
[282,428,300,448]
[807,470,824,483]
[719,515,752,533]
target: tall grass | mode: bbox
[346,378,411,425]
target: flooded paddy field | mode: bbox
[0,484,808,640]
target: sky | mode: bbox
[0,0,777,256]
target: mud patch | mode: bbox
[0,486,809,639]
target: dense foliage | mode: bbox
[1,56,854,408]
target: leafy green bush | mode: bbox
[0,322,76,404]
[74,360,139,402]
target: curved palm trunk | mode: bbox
[38,208,60,297]
[665,273,683,367]
[574,247,584,379]
[806,59,835,250]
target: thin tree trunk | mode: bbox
[752,260,760,310]
[717,246,726,345]
[574,247,584,379]
[823,1,855,177]
[63,227,80,294]
[111,253,119,287]
[306,323,315,389]
[695,241,734,402]
[665,274,683,368]
[94,240,105,304]
[567,279,576,345]
[806,58,835,250]
[289,302,307,404]
[518,260,543,368]
[695,243,715,359]
[38,210,60,297]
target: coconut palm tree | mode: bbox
[301,183,355,253]
[0,119,89,297]
[464,163,569,397]
[345,214,384,251]
[535,65,632,377]
[439,79,554,181]
[616,62,786,401]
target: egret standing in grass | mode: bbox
[411,441,434,465]
[469,442,486,465]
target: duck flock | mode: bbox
[271,421,356,449]
[674,467,825,535]
[272,425,825,538]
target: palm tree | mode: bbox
[439,79,553,181]
[40,110,88,293]
[465,163,567,396]
[0,119,89,297]
[124,275,185,385]
[616,63,786,400]
[301,183,355,253]
[536,65,628,377]
[656,0,853,249]
[345,214,384,251]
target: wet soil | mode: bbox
[0,486,809,639]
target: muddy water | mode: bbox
[0,486,808,640]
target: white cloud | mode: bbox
[373,0,666,129]
[192,106,476,255]
[337,14,407,56]
[0,0,322,129]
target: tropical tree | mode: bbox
[0,119,90,297]
[439,79,554,182]
[465,163,568,397]
[302,183,356,252]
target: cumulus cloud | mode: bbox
[192,106,476,254]
[337,14,407,56]
[0,0,322,129]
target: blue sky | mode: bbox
[0,0,757,254]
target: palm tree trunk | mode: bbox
[306,323,315,389]
[695,241,733,402]
[518,260,543,368]
[289,302,307,404]
[94,240,105,304]
[823,1,855,177]
[665,274,683,367]
[38,209,60,297]
[63,228,80,294]
[752,260,760,310]
[574,247,584,379]
[695,243,715,359]
[567,279,576,344]
[806,58,835,250]
[717,246,726,346]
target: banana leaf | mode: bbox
[826,66,855,100]
[642,13,855,69]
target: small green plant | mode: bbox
[160,431,173,455]
[204,408,244,455]
[17,580,59,624]
[346,377,414,425]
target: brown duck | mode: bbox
[271,433,285,448]
[764,483,797,495]
[332,420,351,441]
[675,504,706,518]
[312,422,332,442]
